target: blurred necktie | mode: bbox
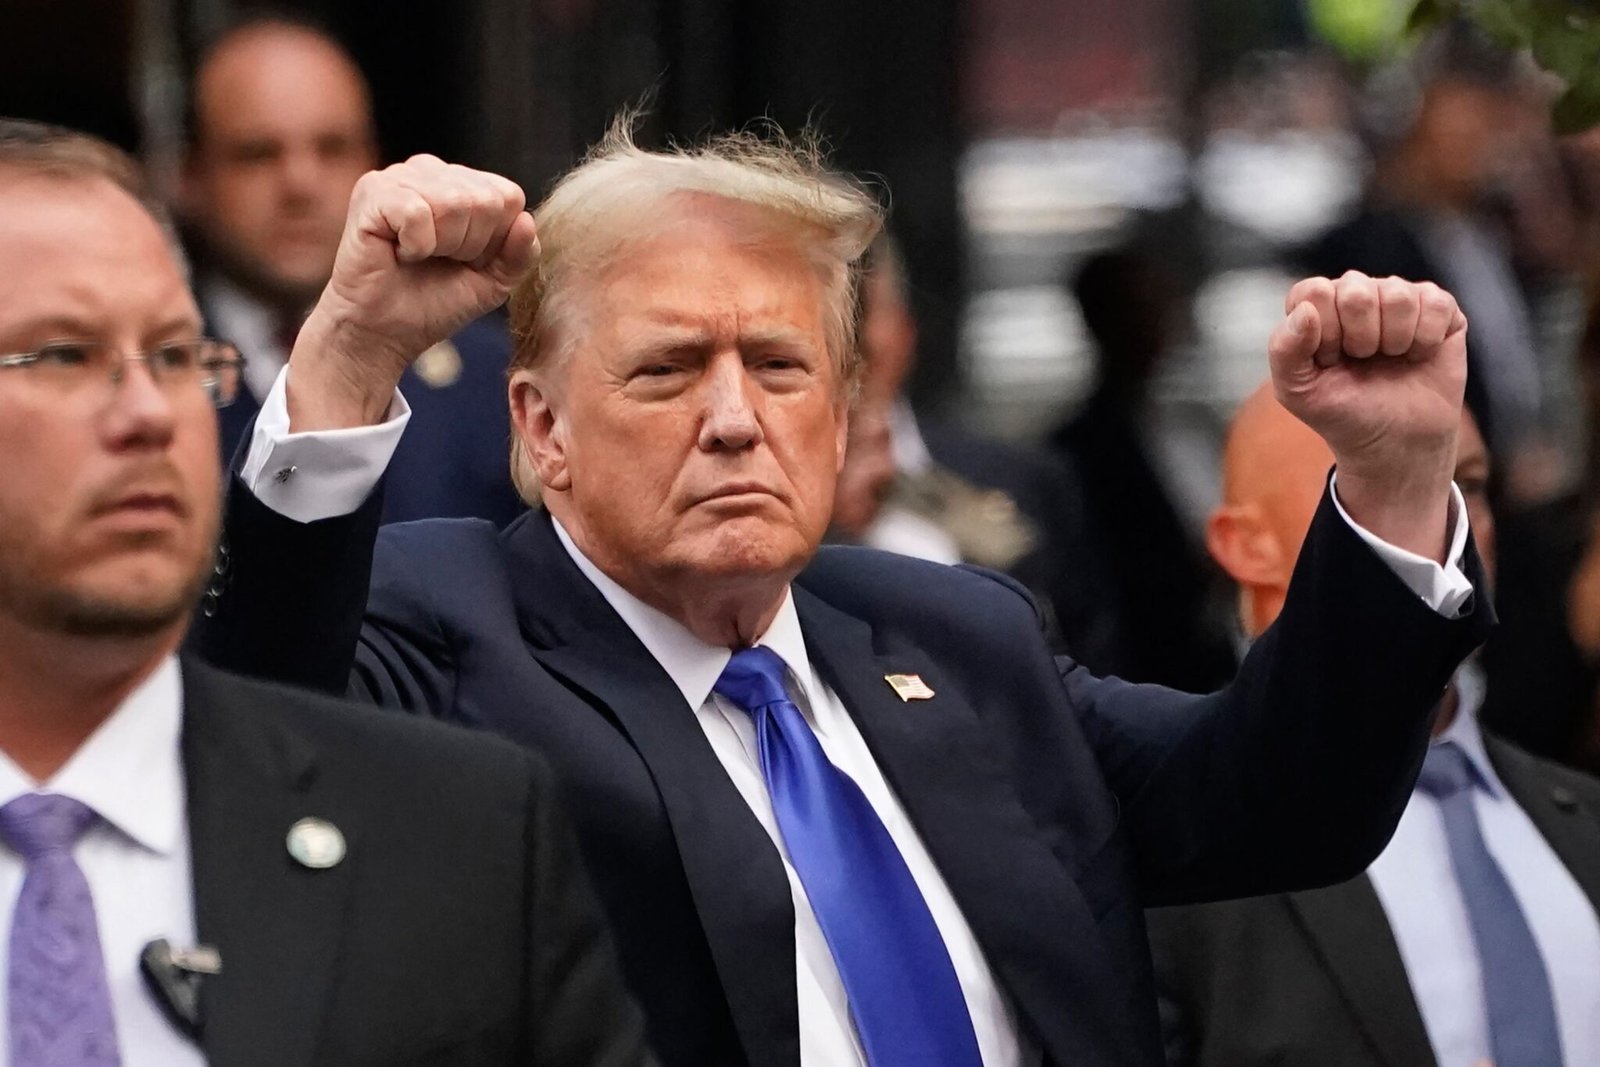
[1418,741,1564,1067]
[714,646,982,1067]
[1,793,122,1066]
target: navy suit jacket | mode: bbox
[216,314,523,528]
[194,479,1492,1066]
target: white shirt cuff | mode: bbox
[238,365,410,523]
[1329,473,1474,618]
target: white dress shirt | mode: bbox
[1368,666,1600,1067]
[241,364,1478,1063]
[0,656,202,1066]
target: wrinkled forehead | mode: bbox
[0,172,199,341]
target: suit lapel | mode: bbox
[502,514,802,1067]
[793,587,1125,1062]
[1488,734,1600,913]
[181,659,356,1067]
[1286,879,1436,1067]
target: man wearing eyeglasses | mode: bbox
[0,118,648,1066]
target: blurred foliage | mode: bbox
[1410,0,1600,132]
[1307,0,1412,60]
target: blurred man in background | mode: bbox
[1301,27,1554,499]
[831,234,1126,668]
[180,14,522,525]
[1148,383,1600,1067]
[1047,244,1236,690]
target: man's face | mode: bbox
[0,174,219,640]
[184,27,377,305]
[534,201,848,603]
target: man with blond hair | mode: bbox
[200,121,1492,1066]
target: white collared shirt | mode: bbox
[0,655,202,1065]
[1368,666,1600,1067]
[553,520,1034,1066]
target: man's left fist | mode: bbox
[1268,271,1468,561]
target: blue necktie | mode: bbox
[1418,741,1564,1067]
[714,646,983,1067]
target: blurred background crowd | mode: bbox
[7,0,1600,777]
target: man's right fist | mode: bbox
[287,155,537,431]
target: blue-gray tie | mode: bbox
[1417,741,1564,1067]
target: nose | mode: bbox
[279,146,322,202]
[101,359,177,451]
[697,354,763,453]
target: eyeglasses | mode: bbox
[0,339,246,408]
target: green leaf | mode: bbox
[1526,4,1600,84]
[1553,82,1600,134]
[1469,0,1539,46]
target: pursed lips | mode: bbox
[694,481,782,505]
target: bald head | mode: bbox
[183,21,378,306]
[1213,382,1493,638]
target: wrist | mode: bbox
[284,306,409,432]
[1334,452,1456,564]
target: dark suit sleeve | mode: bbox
[190,474,382,696]
[190,474,457,713]
[518,750,657,1066]
[1062,489,1493,904]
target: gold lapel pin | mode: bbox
[884,673,935,702]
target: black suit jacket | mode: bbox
[193,478,1492,1066]
[178,658,649,1066]
[1146,733,1600,1067]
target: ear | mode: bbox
[1206,503,1287,588]
[509,369,571,493]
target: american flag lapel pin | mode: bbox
[884,673,935,702]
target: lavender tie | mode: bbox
[0,794,121,1066]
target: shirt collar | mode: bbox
[551,517,817,711]
[1431,660,1505,800]
[0,655,185,855]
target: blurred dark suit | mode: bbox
[1146,732,1600,1067]
[890,418,1127,671]
[1048,394,1235,691]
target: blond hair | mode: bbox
[506,116,883,503]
